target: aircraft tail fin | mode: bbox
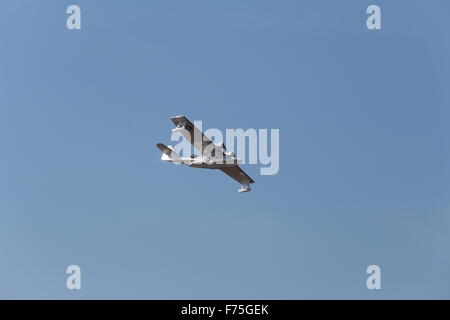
[156,143,181,163]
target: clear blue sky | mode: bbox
[1,0,450,299]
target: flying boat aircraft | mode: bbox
[156,115,255,192]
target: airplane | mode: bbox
[156,115,255,192]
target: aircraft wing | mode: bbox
[171,115,223,156]
[220,166,255,185]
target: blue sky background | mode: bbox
[1,0,450,299]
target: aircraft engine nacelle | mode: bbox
[214,142,226,150]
